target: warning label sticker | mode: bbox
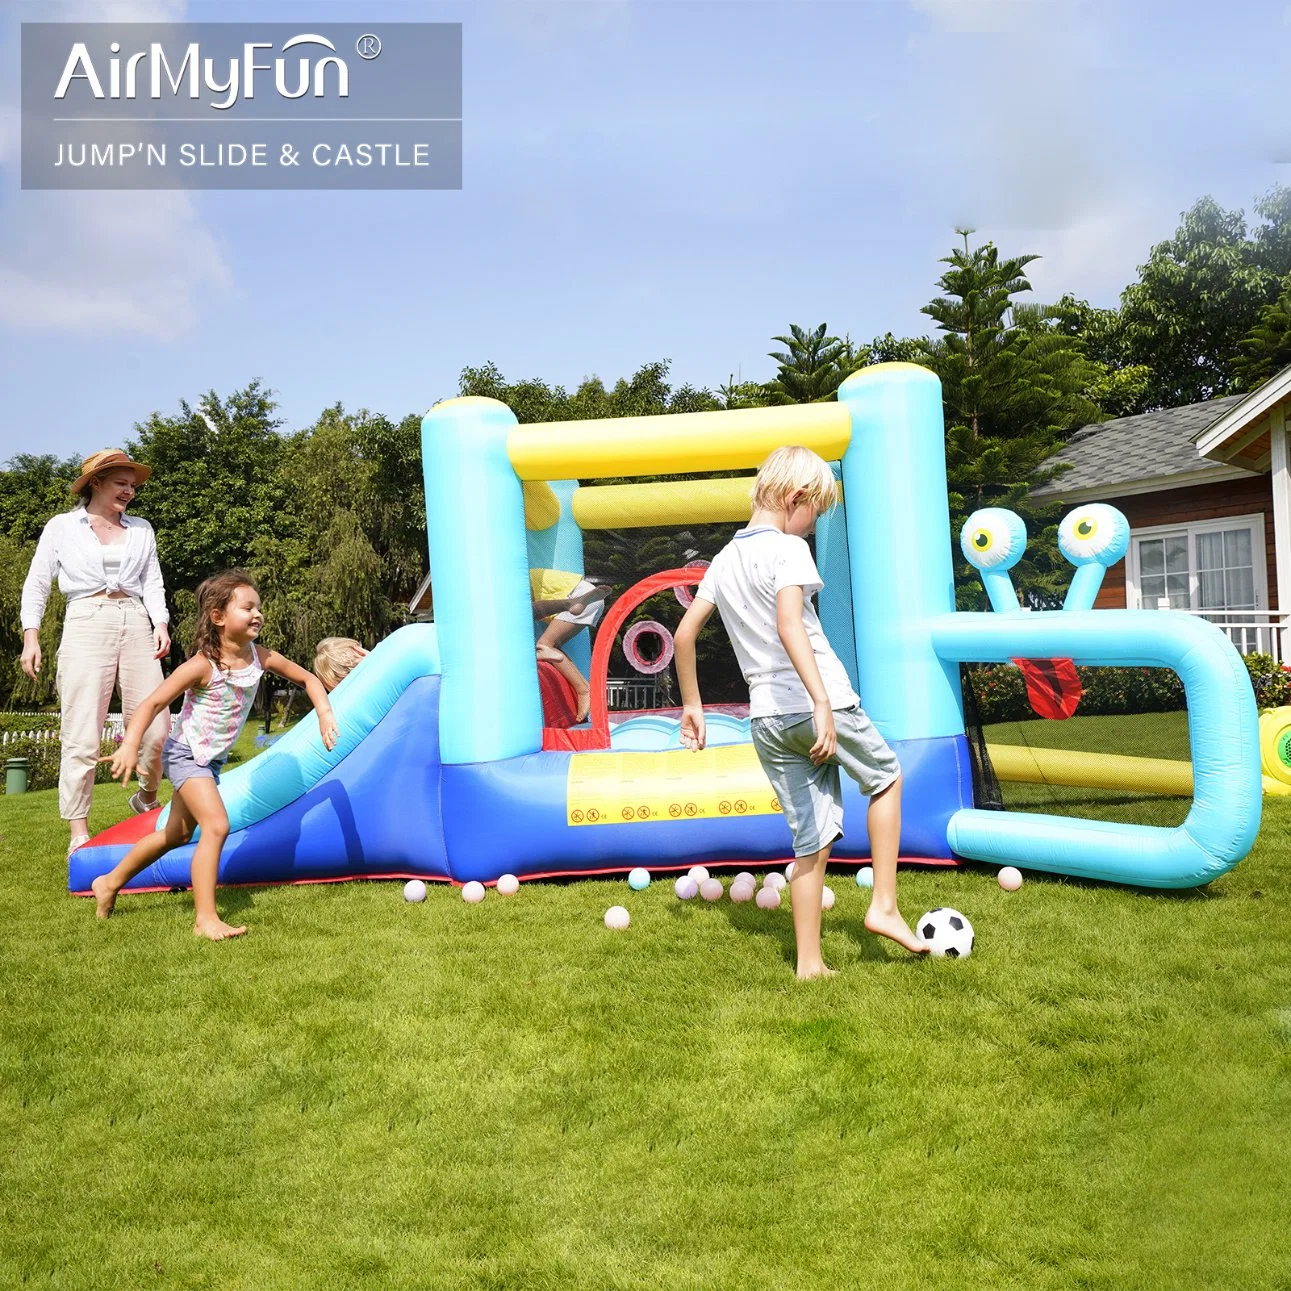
[566,744,782,826]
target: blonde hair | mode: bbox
[750,445,839,514]
[314,637,366,690]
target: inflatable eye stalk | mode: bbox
[961,508,1027,613]
[1059,504,1130,611]
[961,508,1027,572]
[1059,504,1130,567]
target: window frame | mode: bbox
[1125,511,1268,613]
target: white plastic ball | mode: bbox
[687,865,710,883]
[821,885,835,911]
[755,886,781,910]
[402,879,427,903]
[604,905,631,931]
[628,867,651,891]
[764,872,787,892]
[674,876,699,900]
[785,861,796,881]
[461,881,486,904]
[916,907,975,958]
[699,877,723,902]
[730,881,754,903]
[997,866,1023,891]
[856,867,874,888]
[496,873,520,896]
[735,871,756,889]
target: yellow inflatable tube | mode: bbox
[988,741,1291,797]
[507,403,851,481]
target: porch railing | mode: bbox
[1176,609,1291,664]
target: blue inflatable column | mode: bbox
[836,364,963,741]
[422,397,543,764]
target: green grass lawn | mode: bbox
[2,714,1290,1289]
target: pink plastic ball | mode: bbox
[785,861,796,881]
[729,881,754,903]
[461,881,486,903]
[764,872,787,892]
[496,873,520,896]
[699,878,723,902]
[756,886,781,910]
[735,871,756,888]
[674,876,699,900]
[821,885,835,911]
[687,865,710,883]
[604,905,630,930]
[998,866,1023,891]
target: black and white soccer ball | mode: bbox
[917,907,974,958]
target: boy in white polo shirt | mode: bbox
[674,445,927,978]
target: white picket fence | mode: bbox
[0,712,126,748]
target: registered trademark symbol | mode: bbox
[356,33,381,59]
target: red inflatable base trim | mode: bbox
[70,855,959,896]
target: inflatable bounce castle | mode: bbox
[70,364,1262,894]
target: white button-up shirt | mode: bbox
[21,509,169,631]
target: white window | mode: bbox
[1126,513,1270,653]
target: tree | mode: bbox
[921,232,1098,607]
[1234,283,1291,392]
[127,381,289,603]
[764,323,859,404]
[1044,295,1151,418]
[1119,192,1291,407]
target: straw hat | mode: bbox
[70,449,152,494]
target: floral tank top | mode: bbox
[176,647,264,767]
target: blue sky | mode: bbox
[1,0,1289,461]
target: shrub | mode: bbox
[1242,652,1291,710]
[965,662,1185,725]
[1,733,118,793]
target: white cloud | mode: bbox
[980,192,1167,307]
[0,190,229,338]
[907,0,1049,34]
[494,0,632,44]
[0,0,231,340]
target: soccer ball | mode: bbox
[917,907,974,959]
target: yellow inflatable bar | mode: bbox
[988,741,1291,797]
[507,403,851,481]
[987,744,1193,795]
[573,476,750,530]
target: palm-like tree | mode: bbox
[765,323,853,404]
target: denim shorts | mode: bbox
[749,707,901,857]
[162,737,226,793]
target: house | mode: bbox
[1035,363,1291,657]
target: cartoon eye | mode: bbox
[1058,504,1130,566]
[960,508,1027,571]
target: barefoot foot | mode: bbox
[574,691,591,723]
[91,875,117,920]
[796,963,838,981]
[193,914,248,941]
[864,907,930,954]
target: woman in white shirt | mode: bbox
[19,449,172,855]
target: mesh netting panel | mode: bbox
[968,663,1193,829]
[960,665,1004,811]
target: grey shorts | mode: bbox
[163,737,225,793]
[750,707,900,857]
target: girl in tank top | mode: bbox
[93,570,340,941]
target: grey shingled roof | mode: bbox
[1032,394,1246,497]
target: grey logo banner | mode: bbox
[22,22,462,190]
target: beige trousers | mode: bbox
[56,597,167,821]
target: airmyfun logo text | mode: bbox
[54,33,350,112]
[22,22,462,191]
